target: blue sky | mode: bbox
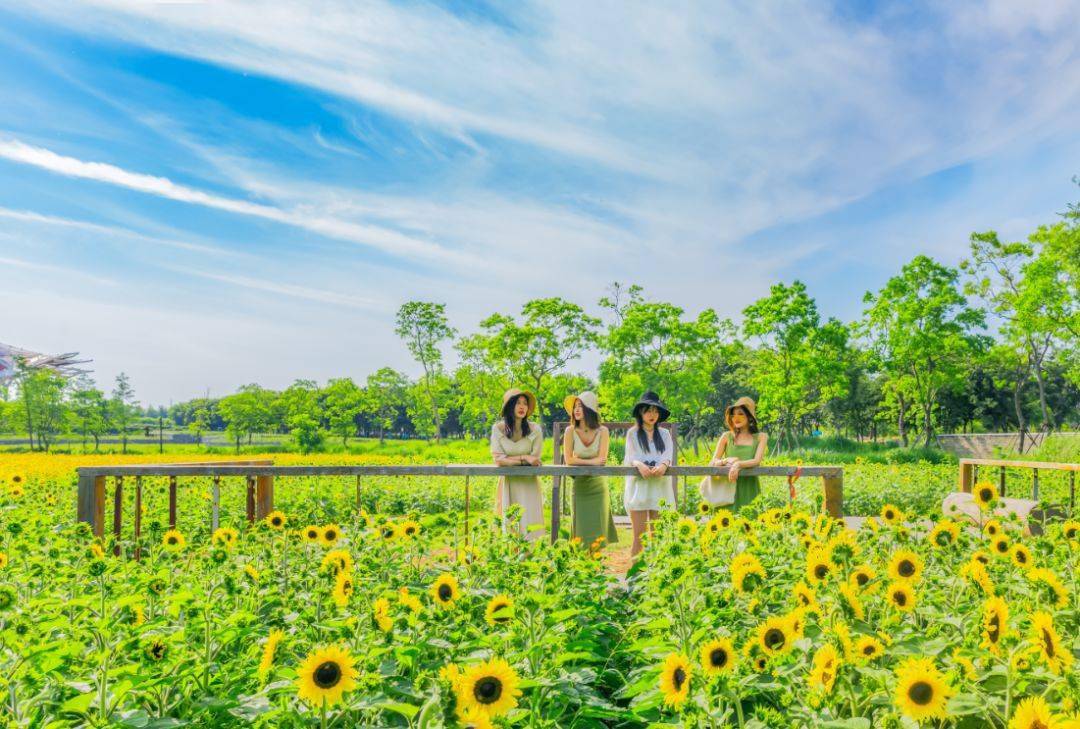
[1,0,1078,405]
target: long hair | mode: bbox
[574,403,600,430]
[502,396,531,438]
[729,405,759,435]
[634,408,665,453]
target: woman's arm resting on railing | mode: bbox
[728,433,769,482]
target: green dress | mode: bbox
[569,429,618,547]
[721,432,762,512]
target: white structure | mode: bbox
[0,342,91,381]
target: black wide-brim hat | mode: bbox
[632,390,670,422]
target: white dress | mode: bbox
[489,422,545,540]
[623,426,675,512]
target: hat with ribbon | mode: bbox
[632,390,670,422]
[563,391,601,420]
[502,388,538,418]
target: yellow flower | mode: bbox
[258,629,285,681]
[676,517,698,538]
[484,594,514,627]
[373,597,392,633]
[161,529,186,551]
[928,520,960,548]
[732,558,765,593]
[699,637,736,676]
[1030,611,1072,675]
[265,510,287,530]
[430,573,460,607]
[399,519,421,538]
[853,636,884,664]
[887,550,924,583]
[991,535,1012,557]
[806,549,833,584]
[658,653,692,707]
[295,645,358,707]
[320,524,342,547]
[755,615,794,657]
[848,564,877,593]
[1026,568,1068,609]
[212,527,239,548]
[90,543,105,560]
[826,529,860,563]
[458,706,494,729]
[1062,520,1080,541]
[793,582,820,613]
[980,596,1009,654]
[880,504,903,525]
[244,564,260,583]
[984,519,1003,537]
[332,570,354,608]
[1008,696,1058,729]
[1010,543,1034,569]
[973,481,997,510]
[455,658,521,718]
[397,588,423,616]
[951,649,978,681]
[301,525,322,543]
[808,643,841,694]
[887,580,916,612]
[321,549,353,575]
[838,582,864,620]
[961,560,995,596]
[893,657,952,722]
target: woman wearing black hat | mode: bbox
[623,391,674,556]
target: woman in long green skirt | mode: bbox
[702,396,769,512]
[562,391,618,550]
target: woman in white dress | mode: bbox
[623,391,674,556]
[490,388,545,540]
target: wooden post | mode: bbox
[999,466,1007,499]
[246,476,256,523]
[1070,472,1075,516]
[77,471,107,538]
[464,475,471,545]
[552,421,564,543]
[134,476,143,561]
[168,476,178,529]
[959,462,975,493]
[255,475,274,519]
[669,423,679,507]
[823,473,843,518]
[112,477,124,556]
[1032,469,1039,501]
[355,475,362,511]
[211,476,221,532]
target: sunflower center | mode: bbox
[907,681,934,705]
[272,518,282,526]
[893,591,907,606]
[314,661,342,688]
[863,645,876,656]
[996,541,1008,553]
[897,560,915,577]
[474,676,503,704]
[1016,551,1027,563]
[814,564,829,579]
[979,488,993,502]
[710,648,728,668]
[855,572,869,586]
[307,530,318,539]
[438,584,453,601]
[987,614,1000,642]
[167,537,177,544]
[1041,628,1055,658]
[326,530,337,540]
[672,667,687,690]
[764,628,786,650]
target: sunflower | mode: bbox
[321,549,353,575]
[699,637,736,676]
[658,653,692,707]
[893,657,952,722]
[381,523,400,541]
[888,550,924,582]
[676,517,698,539]
[332,571,354,608]
[733,560,765,593]
[373,597,392,633]
[398,588,423,616]
[980,596,1009,653]
[212,527,239,548]
[961,560,996,596]
[755,616,794,657]
[161,529,186,551]
[848,564,877,592]
[971,549,991,565]
[1030,611,1073,675]
[992,535,1011,557]
[296,645,358,707]
[265,510,287,530]
[887,580,916,612]
[484,594,514,627]
[244,564,261,583]
[984,519,1003,537]
[142,636,169,662]
[793,582,820,612]
[973,481,997,510]
[430,573,460,607]
[806,550,833,584]
[808,643,841,694]
[1026,568,1068,609]
[0,553,8,570]
[302,525,322,543]
[1010,543,1034,569]
[880,504,903,525]
[827,530,860,564]
[320,524,342,547]
[1009,696,1058,729]
[853,636,884,663]
[838,583,865,620]
[400,520,421,538]
[928,520,960,548]
[458,706,494,729]
[455,658,521,718]
[1063,520,1080,541]
[257,629,285,681]
[697,501,712,515]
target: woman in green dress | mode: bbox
[707,396,768,512]
[562,391,618,550]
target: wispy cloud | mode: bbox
[0,251,116,286]
[0,137,474,267]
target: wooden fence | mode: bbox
[77,462,844,549]
[958,458,1078,512]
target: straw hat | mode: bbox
[724,396,757,430]
[563,391,601,419]
[632,390,670,422]
[501,388,537,417]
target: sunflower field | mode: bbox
[0,455,1078,727]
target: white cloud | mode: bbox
[0,251,116,286]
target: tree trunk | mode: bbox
[897,393,908,448]
[1031,364,1054,432]
[922,402,933,448]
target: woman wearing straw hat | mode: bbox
[702,396,768,512]
[562,391,618,550]
[490,388,545,540]
[624,391,675,556]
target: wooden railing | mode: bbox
[959,458,1078,511]
[77,463,843,548]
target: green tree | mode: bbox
[395,302,456,441]
[862,256,987,447]
[70,384,109,451]
[453,333,512,437]
[278,380,324,452]
[323,377,363,446]
[188,402,211,446]
[742,281,850,450]
[110,372,138,454]
[18,366,68,452]
[405,374,453,440]
[362,368,408,443]
[219,384,270,454]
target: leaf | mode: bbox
[377,701,420,720]
[60,692,95,716]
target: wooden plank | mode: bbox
[77,464,843,478]
[168,476,177,529]
[959,458,1080,472]
[246,476,256,522]
[211,476,221,532]
[93,476,105,539]
[551,421,563,543]
[76,470,96,526]
[112,477,123,557]
[134,476,143,561]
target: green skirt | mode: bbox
[571,476,618,547]
[732,476,760,513]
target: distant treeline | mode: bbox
[3,199,1078,453]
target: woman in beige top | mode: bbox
[489,388,545,541]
